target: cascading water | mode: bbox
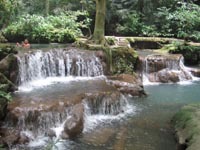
[6,48,137,149]
[142,54,194,84]
[17,48,104,88]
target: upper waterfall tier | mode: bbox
[17,49,104,85]
[139,54,194,83]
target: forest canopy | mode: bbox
[0,0,200,43]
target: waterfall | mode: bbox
[83,93,135,132]
[142,54,194,84]
[17,49,104,85]
[6,92,135,149]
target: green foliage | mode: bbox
[153,2,200,41]
[116,12,143,36]
[106,37,116,46]
[172,104,200,150]
[0,0,20,29]
[168,42,200,65]
[112,47,138,74]
[0,91,12,102]
[3,11,91,43]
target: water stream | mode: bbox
[6,48,200,149]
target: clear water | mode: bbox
[68,81,200,150]
[11,80,200,150]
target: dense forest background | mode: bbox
[0,0,200,43]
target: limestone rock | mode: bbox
[62,103,84,139]
[107,74,146,97]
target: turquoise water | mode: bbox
[12,80,200,150]
[71,81,200,150]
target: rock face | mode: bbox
[62,103,84,139]
[0,54,19,84]
[0,128,30,147]
[0,73,17,92]
[107,74,146,97]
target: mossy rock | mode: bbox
[106,46,138,74]
[0,73,17,92]
[0,32,7,43]
[0,44,18,61]
[0,54,19,84]
[168,42,200,65]
[172,104,200,150]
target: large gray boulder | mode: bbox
[62,103,84,139]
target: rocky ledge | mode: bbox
[172,104,200,150]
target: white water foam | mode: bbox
[83,98,137,133]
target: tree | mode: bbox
[45,0,50,16]
[92,0,106,44]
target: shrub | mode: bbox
[116,12,143,36]
[3,11,91,43]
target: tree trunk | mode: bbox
[92,0,106,45]
[45,0,50,16]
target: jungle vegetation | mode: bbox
[0,0,200,43]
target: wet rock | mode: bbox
[85,91,127,115]
[157,69,180,83]
[0,54,19,84]
[190,69,200,77]
[107,74,146,97]
[62,103,84,139]
[60,131,69,139]
[0,128,20,147]
[148,69,192,83]
[145,54,182,73]
[47,129,56,138]
[95,50,106,62]
[0,72,17,92]
[0,97,8,121]
[18,133,30,144]
[119,85,146,97]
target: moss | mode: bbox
[110,46,138,74]
[168,42,200,65]
[106,36,117,46]
[172,104,200,150]
[76,37,138,75]
[0,44,18,61]
[0,32,7,43]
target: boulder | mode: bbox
[157,69,180,83]
[148,68,193,83]
[0,54,19,84]
[0,73,17,92]
[107,74,146,97]
[190,69,200,77]
[0,128,20,147]
[62,103,84,139]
